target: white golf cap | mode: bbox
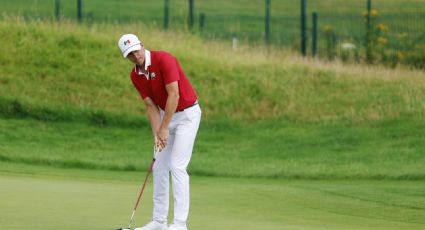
[118,34,142,58]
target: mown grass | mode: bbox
[1,164,425,230]
[1,117,424,180]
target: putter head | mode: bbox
[116,228,130,230]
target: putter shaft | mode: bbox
[127,158,156,229]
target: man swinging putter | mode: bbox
[118,34,201,230]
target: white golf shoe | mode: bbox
[168,223,187,230]
[134,221,168,230]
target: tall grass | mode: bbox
[1,0,423,43]
[1,18,425,123]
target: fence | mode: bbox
[1,0,424,68]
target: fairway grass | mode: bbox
[1,117,425,180]
[1,162,424,230]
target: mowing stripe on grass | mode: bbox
[0,163,424,230]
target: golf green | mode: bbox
[0,162,424,229]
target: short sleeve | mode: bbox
[160,53,180,85]
[130,73,150,100]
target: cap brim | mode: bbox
[122,44,142,58]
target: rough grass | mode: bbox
[0,0,423,44]
[1,19,425,122]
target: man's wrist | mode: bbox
[159,125,168,132]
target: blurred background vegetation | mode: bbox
[1,0,424,68]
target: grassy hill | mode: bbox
[1,18,425,179]
[1,18,425,122]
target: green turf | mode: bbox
[1,162,424,230]
[1,117,425,180]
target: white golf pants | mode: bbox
[153,104,201,226]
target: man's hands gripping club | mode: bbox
[145,82,179,152]
[155,127,169,151]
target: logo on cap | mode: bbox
[124,40,131,46]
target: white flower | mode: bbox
[341,43,356,50]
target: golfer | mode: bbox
[118,34,201,230]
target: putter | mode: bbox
[117,146,159,230]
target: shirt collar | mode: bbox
[135,50,151,79]
[144,49,151,70]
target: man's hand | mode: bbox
[156,127,169,151]
[155,82,179,152]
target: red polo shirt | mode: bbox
[130,50,197,111]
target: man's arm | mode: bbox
[143,97,161,142]
[156,81,179,150]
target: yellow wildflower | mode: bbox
[324,25,333,32]
[378,37,388,45]
[362,9,378,17]
[397,33,408,39]
[377,23,388,33]
[397,51,404,60]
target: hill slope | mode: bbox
[0,19,425,179]
[1,19,425,122]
